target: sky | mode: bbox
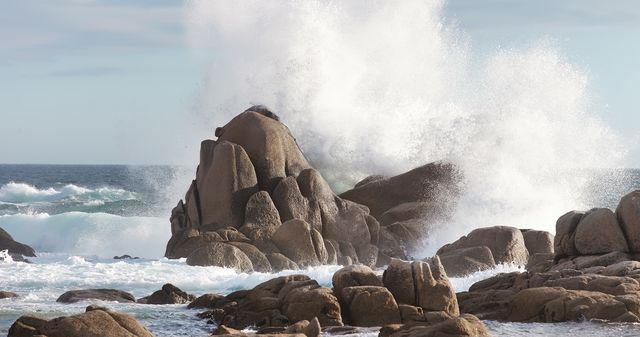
[0,0,638,167]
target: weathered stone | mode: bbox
[554,211,585,258]
[340,286,401,326]
[185,242,254,272]
[379,314,490,337]
[281,286,342,326]
[272,219,322,267]
[617,190,640,252]
[187,293,225,309]
[437,226,529,265]
[332,265,382,305]
[574,208,628,255]
[521,229,554,255]
[266,253,299,271]
[439,246,496,277]
[138,284,195,305]
[229,242,273,273]
[56,289,135,304]
[8,306,154,337]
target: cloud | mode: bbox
[0,0,184,60]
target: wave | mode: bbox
[0,182,137,204]
[186,0,628,254]
[0,212,169,259]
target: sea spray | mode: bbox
[185,0,628,256]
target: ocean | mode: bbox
[1,164,640,336]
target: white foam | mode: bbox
[0,212,169,258]
[449,263,525,292]
[0,182,137,205]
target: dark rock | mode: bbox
[138,283,195,305]
[0,291,18,299]
[188,293,225,309]
[0,227,36,257]
[56,289,135,303]
[378,314,490,337]
[113,254,139,260]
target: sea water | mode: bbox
[1,165,640,336]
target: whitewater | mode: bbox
[2,0,640,336]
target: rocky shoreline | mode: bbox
[4,107,640,337]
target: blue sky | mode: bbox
[0,0,638,167]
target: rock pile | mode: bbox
[195,257,488,337]
[8,305,155,337]
[165,107,456,271]
[436,226,554,277]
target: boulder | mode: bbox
[0,291,18,299]
[438,246,496,277]
[574,208,628,255]
[554,211,585,258]
[617,190,640,252]
[331,265,382,305]
[340,286,401,326]
[379,314,490,337]
[340,162,458,220]
[281,285,342,327]
[56,289,135,303]
[437,226,529,265]
[0,227,36,257]
[383,258,458,315]
[521,229,554,255]
[271,219,325,267]
[187,293,225,309]
[185,241,254,272]
[138,284,195,305]
[8,305,154,337]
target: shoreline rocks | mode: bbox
[8,305,155,337]
[56,289,136,304]
[0,227,36,261]
[165,107,459,271]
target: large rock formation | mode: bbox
[165,107,455,270]
[8,305,154,337]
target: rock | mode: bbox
[284,317,321,337]
[281,285,342,326]
[437,226,529,265]
[438,246,496,277]
[56,289,135,303]
[509,287,640,323]
[217,110,312,192]
[521,229,554,255]
[574,208,628,255]
[229,242,273,273]
[331,265,382,305]
[271,219,324,267]
[554,211,585,258]
[457,289,515,320]
[550,251,632,271]
[340,162,459,220]
[379,314,490,337]
[266,253,299,270]
[113,255,139,260]
[601,261,640,277]
[8,305,154,337]
[138,284,195,305]
[185,241,254,272]
[617,190,640,252]
[0,227,36,257]
[340,286,401,326]
[0,291,18,299]
[188,293,225,309]
[382,258,458,315]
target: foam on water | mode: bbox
[185,0,628,255]
[0,213,168,258]
[0,182,137,205]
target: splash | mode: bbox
[185,0,627,254]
